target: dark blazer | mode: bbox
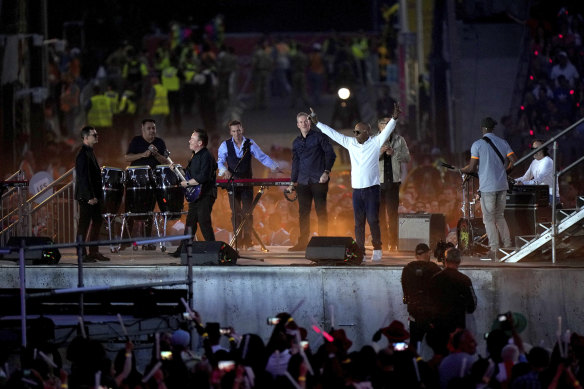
[75,144,103,202]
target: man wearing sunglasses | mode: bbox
[74,126,110,262]
[309,103,401,262]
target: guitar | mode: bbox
[441,162,515,192]
[161,149,201,202]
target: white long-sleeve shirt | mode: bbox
[516,155,559,197]
[316,119,397,189]
[217,136,279,176]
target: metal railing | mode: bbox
[0,168,77,245]
[1,233,196,349]
[1,170,27,245]
[511,117,584,263]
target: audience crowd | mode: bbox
[0,304,581,389]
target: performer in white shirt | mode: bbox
[515,139,560,205]
[309,103,401,262]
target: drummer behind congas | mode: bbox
[123,118,170,249]
[125,118,170,168]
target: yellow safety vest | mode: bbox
[87,95,113,127]
[104,90,120,114]
[161,66,180,91]
[150,84,170,116]
[119,91,137,114]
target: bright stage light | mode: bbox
[337,87,351,100]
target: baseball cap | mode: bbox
[415,243,430,255]
[481,117,497,129]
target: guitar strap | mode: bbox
[482,136,514,193]
[482,136,506,166]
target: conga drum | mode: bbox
[153,165,184,218]
[101,166,124,215]
[125,166,155,219]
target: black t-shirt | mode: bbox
[126,136,167,169]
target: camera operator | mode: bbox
[401,243,442,348]
[428,247,477,356]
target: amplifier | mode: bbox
[504,206,552,240]
[398,213,445,252]
[507,185,548,207]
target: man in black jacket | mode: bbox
[429,247,476,355]
[170,129,217,257]
[75,126,109,262]
[401,243,441,347]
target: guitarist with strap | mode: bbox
[457,117,517,261]
[170,129,217,257]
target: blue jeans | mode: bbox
[480,190,511,250]
[353,185,382,250]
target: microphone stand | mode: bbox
[225,143,250,252]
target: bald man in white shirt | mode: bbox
[309,103,401,262]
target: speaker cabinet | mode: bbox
[398,213,445,252]
[504,206,552,241]
[4,236,61,265]
[305,236,363,265]
[180,241,238,265]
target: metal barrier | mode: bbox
[0,170,27,246]
[0,168,77,245]
[2,232,196,349]
[26,168,77,243]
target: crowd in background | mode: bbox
[0,307,582,388]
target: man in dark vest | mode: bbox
[217,120,281,249]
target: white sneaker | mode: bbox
[371,250,382,262]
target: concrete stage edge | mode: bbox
[2,259,583,352]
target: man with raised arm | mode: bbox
[308,103,400,262]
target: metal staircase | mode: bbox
[0,168,77,245]
[501,197,584,263]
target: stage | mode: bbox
[2,245,584,353]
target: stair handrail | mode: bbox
[27,167,74,204]
[1,169,25,200]
[509,117,584,263]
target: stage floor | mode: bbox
[2,244,581,268]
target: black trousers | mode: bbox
[228,186,254,244]
[77,200,103,255]
[297,182,328,244]
[184,194,216,241]
[380,181,400,247]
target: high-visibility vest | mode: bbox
[87,95,113,127]
[150,84,170,116]
[104,90,120,114]
[161,66,180,91]
[183,62,197,83]
[119,90,137,114]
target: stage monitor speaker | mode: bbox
[4,236,61,265]
[305,236,363,265]
[180,241,238,265]
[505,206,552,241]
[398,213,445,252]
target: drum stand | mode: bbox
[118,212,160,251]
[153,211,183,252]
[102,213,119,253]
